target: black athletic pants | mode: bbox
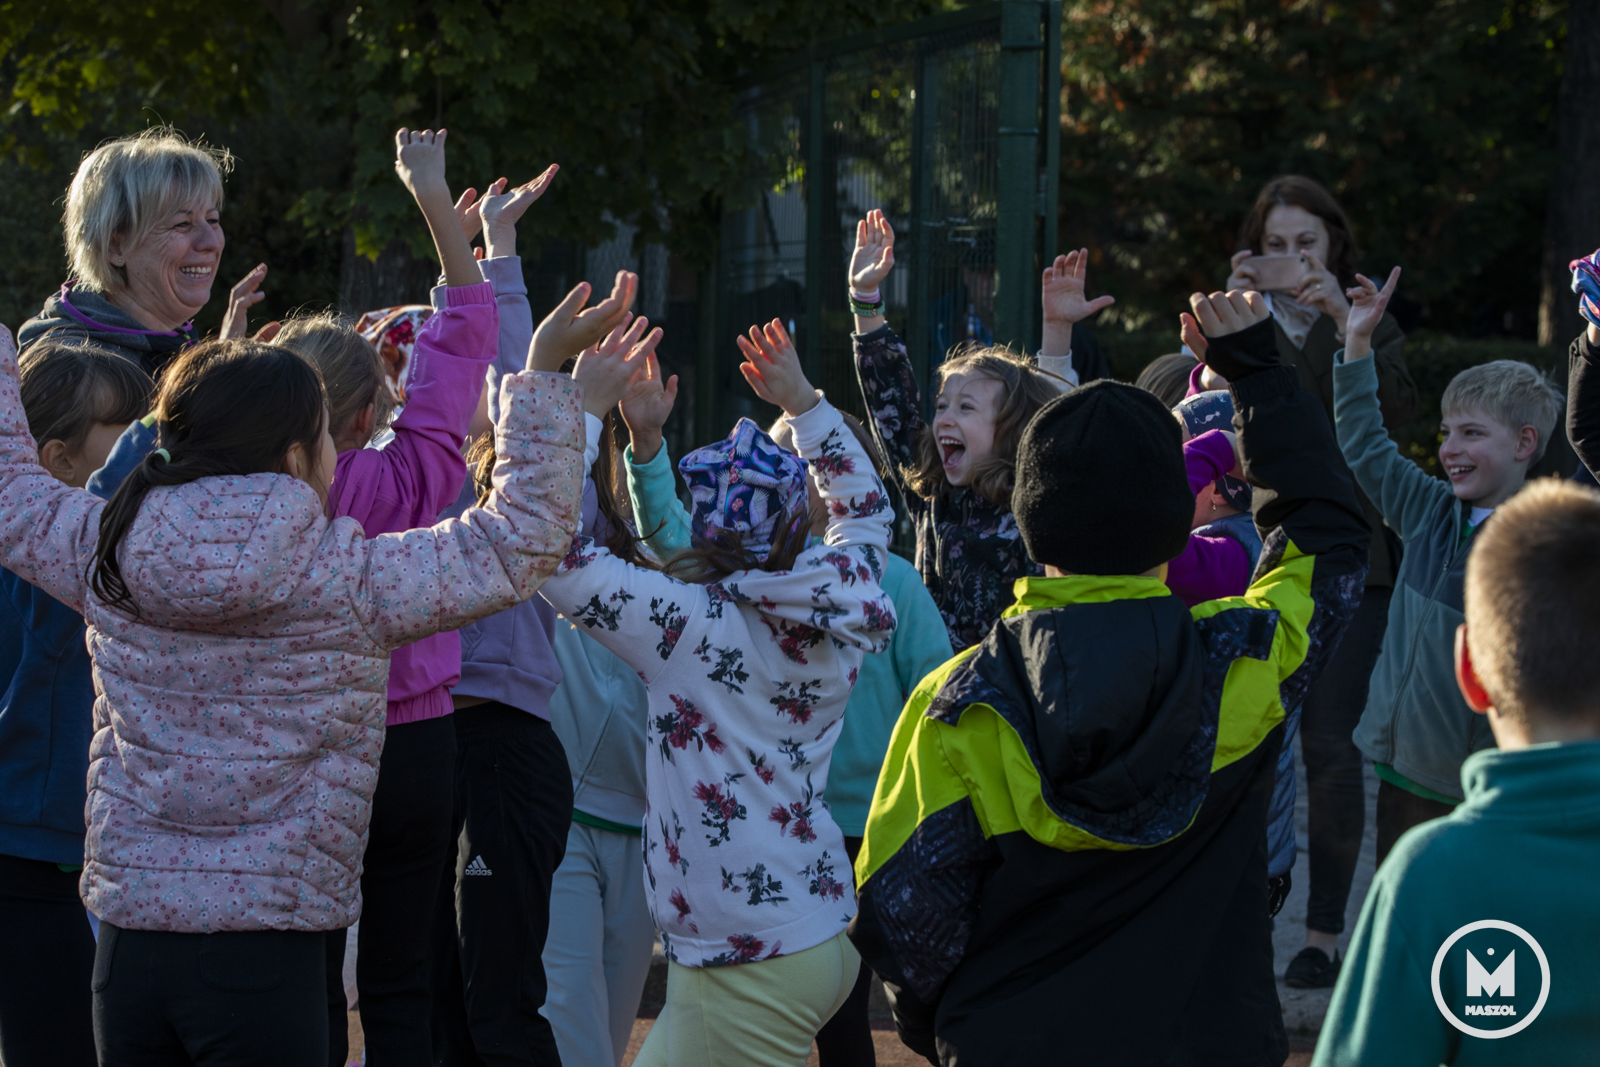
[1375,779,1456,866]
[93,922,325,1066]
[327,714,458,1067]
[431,703,572,1067]
[0,853,97,1067]
[1299,585,1390,934]
[815,836,876,1067]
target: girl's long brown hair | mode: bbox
[903,346,1062,507]
[89,340,328,617]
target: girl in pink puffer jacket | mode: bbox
[0,292,589,1062]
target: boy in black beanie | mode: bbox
[850,291,1371,1066]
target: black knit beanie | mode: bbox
[1013,380,1193,575]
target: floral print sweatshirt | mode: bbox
[539,396,896,967]
[853,324,1043,652]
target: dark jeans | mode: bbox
[815,836,876,1067]
[1375,780,1456,867]
[431,703,572,1067]
[93,922,325,1066]
[1299,585,1391,934]
[0,853,97,1067]
[327,714,458,1067]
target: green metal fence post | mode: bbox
[995,0,1043,351]
[1042,1,1062,280]
[908,46,937,402]
[804,58,827,383]
[695,251,719,449]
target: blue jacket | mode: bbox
[0,425,146,866]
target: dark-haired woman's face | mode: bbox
[1261,206,1329,265]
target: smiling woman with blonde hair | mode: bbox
[19,127,267,376]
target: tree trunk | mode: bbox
[1541,0,1600,346]
[338,229,439,315]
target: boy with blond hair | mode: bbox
[1313,478,1600,1063]
[1334,268,1564,879]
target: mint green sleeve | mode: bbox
[625,442,692,558]
[887,558,954,701]
[1332,354,1451,543]
[1312,874,1456,1067]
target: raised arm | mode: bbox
[0,328,101,612]
[1037,248,1114,390]
[1333,268,1451,542]
[331,284,498,531]
[1186,289,1369,711]
[737,320,897,651]
[620,350,691,558]
[848,211,925,499]
[349,367,584,650]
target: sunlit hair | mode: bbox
[64,127,232,294]
[1465,479,1600,725]
[661,504,821,585]
[1440,360,1564,464]
[19,340,153,456]
[902,345,1062,507]
[1134,352,1195,409]
[89,340,327,618]
[275,313,393,448]
[1236,175,1359,287]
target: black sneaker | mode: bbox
[1284,946,1341,989]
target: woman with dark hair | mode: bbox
[1228,175,1417,989]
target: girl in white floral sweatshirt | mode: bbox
[539,319,896,1067]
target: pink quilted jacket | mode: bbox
[0,329,583,933]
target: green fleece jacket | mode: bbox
[624,442,954,836]
[1335,355,1496,799]
[1314,739,1600,1065]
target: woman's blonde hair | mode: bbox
[274,313,392,446]
[65,127,231,294]
[903,346,1062,506]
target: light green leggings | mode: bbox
[633,931,860,1067]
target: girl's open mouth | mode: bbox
[939,438,965,468]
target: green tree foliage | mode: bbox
[0,0,940,329]
[1058,0,1568,335]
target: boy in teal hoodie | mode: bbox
[1313,475,1600,1065]
[1333,269,1564,871]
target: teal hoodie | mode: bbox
[1313,739,1600,1065]
[1334,355,1495,799]
[624,441,953,836]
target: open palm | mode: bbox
[1041,250,1114,324]
[849,210,895,291]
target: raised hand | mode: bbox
[453,180,498,245]
[528,271,638,372]
[1342,267,1401,362]
[849,210,896,293]
[395,128,482,288]
[1188,289,1276,382]
[1188,289,1269,338]
[481,166,559,260]
[574,315,661,418]
[220,263,268,340]
[1041,250,1115,325]
[736,319,817,417]
[619,351,679,463]
[394,128,451,199]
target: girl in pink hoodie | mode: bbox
[0,130,595,1067]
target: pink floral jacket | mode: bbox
[0,329,583,933]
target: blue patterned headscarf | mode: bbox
[1173,390,1253,513]
[678,419,809,558]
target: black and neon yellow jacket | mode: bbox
[849,324,1370,1067]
